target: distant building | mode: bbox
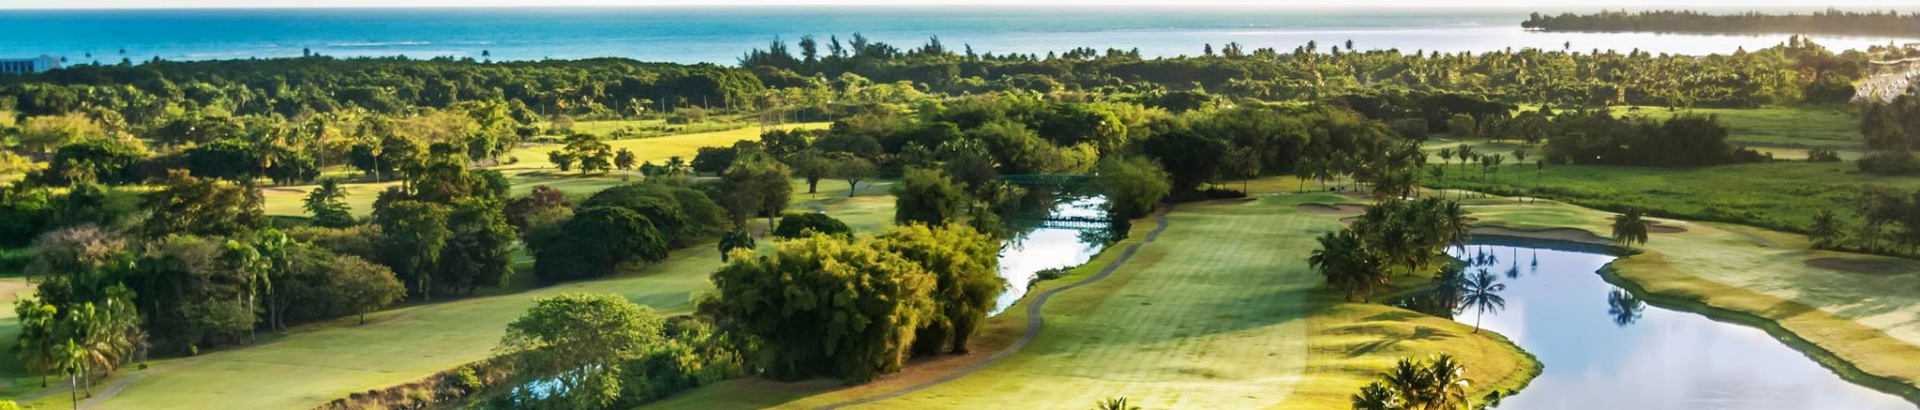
[0,55,60,75]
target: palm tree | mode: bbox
[59,338,85,409]
[665,156,692,177]
[1094,397,1142,410]
[1309,230,1387,302]
[1607,289,1646,327]
[1460,269,1506,333]
[614,148,637,181]
[1352,381,1402,410]
[1611,210,1649,248]
[1438,148,1455,171]
[717,228,756,262]
[222,240,267,342]
[1384,358,1437,406]
[1809,209,1842,249]
[1424,354,1474,410]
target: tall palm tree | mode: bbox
[59,338,86,409]
[1424,354,1474,410]
[1611,210,1649,248]
[1309,230,1387,302]
[1384,358,1437,406]
[665,156,692,177]
[1460,269,1507,333]
[613,148,637,181]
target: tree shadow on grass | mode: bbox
[1344,325,1452,359]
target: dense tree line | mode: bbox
[1859,83,1920,175]
[1522,10,1920,37]
[740,33,1862,108]
[1541,111,1766,167]
[488,294,746,410]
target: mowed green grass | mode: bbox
[1424,161,1920,233]
[260,123,826,218]
[1460,193,1920,402]
[0,278,33,395]
[646,190,1536,410]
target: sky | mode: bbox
[3,0,1917,10]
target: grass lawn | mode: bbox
[1424,161,1920,234]
[646,186,1537,410]
[0,278,33,396]
[260,123,827,218]
[1458,194,1920,402]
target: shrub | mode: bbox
[772,212,852,239]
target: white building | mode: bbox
[0,55,61,75]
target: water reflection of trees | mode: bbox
[1606,289,1647,327]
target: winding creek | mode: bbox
[989,195,1110,315]
[1442,240,1916,410]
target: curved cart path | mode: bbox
[813,209,1174,410]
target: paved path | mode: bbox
[812,208,1174,410]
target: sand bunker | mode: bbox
[1645,222,1688,234]
[1471,226,1611,245]
[1804,257,1917,275]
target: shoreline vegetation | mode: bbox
[1522,10,1920,38]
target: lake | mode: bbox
[2,7,1917,65]
[1440,241,1916,410]
[991,194,1109,315]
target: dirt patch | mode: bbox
[1804,257,1917,275]
[1646,222,1688,234]
[1298,203,1367,214]
[1470,226,1610,245]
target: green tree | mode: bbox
[499,293,665,410]
[437,198,516,296]
[892,168,968,226]
[140,170,265,239]
[831,153,878,198]
[1809,209,1843,249]
[302,179,354,228]
[1095,156,1171,220]
[1611,209,1650,248]
[614,148,637,181]
[772,213,852,239]
[874,224,1002,355]
[529,206,669,282]
[723,154,793,227]
[376,200,452,300]
[710,234,935,382]
[1309,230,1388,302]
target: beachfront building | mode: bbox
[0,55,61,75]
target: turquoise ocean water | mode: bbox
[1,6,1916,65]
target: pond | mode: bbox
[1434,241,1916,410]
[990,194,1111,315]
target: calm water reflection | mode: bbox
[991,196,1108,315]
[1447,243,1915,410]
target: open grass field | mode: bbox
[260,123,826,218]
[1424,161,1920,234]
[645,187,1537,410]
[1457,194,1920,402]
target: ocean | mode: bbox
[1,6,1917,65]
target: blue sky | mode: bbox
[3,0,1917,10]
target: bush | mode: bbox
[1859,152,1919,175]
[772,212,852,239]
[1390,118,1430,140]
[1807,149,1843,162]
